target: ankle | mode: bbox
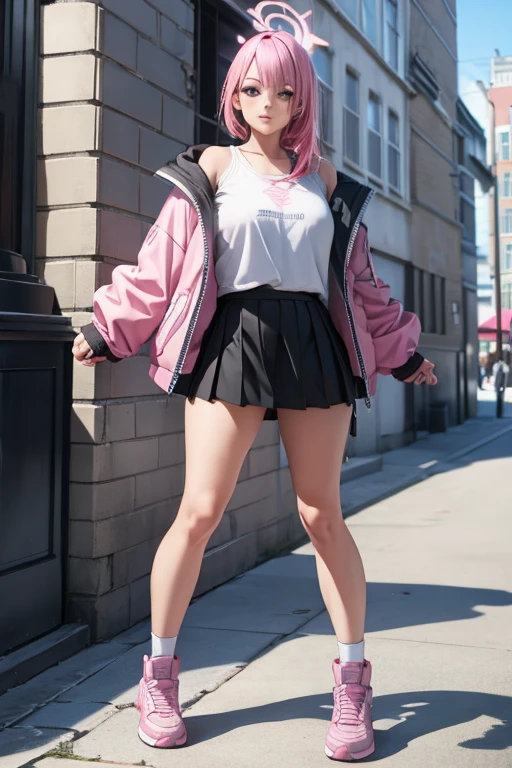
[151,632,178,658]
[337,638,364,663]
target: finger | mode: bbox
[82,356,107,366]
[73,348,87,361]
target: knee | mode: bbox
[176,493,226,544]
[297,498,342,544]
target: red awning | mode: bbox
[478,310,512,342]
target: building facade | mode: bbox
[311,0,416,454]
[408,0,480,425]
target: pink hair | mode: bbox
[218,30,321,181]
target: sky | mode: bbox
[457,0,512,124]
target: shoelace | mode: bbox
[334,684,365,727]
[147,679,178,717]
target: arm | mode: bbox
[351,225,430,382]
[80,187,195,361]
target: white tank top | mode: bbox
[213,144,335,306]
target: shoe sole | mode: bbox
[138,726,187,749]
[325,740,375,761]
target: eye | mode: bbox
[280,90,294,99]
[241,87,259,97]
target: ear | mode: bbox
[232,91,241,111]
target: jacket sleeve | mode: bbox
[81,188,194,361]
[351,225,423,379]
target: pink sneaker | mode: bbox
[135,654,187,748]
[325,658,375,761]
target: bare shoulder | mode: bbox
[317,157,337,202]
[198,145,231,193]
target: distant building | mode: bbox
[489,50,512,311]
[455,97,494,369]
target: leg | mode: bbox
[277,403,366,644]
[278,404,374,761]
[150,397,265,637]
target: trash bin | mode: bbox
[428,402,449,433]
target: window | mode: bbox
[344,70,360,165]
[502,209,512,234]
[499,130,510,161]
[388,110,400,191]
[503,284,512,310]
[334,0,404,62]
[504,243,512,271]
[414,268,445,334]
[433,274,445,335]
[362,0,378,46]
[336,0,358,23]
[312,47,333,155]
[367,93,381,177]
[456,134,465,165]
[459,197,475,241]
[501,172,511,197]
[384,0,399,71]
[196,0,253,145]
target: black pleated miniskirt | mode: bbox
[173,284,356,421]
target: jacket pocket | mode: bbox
[155,291,190,355]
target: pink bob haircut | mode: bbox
[218,29,322,182]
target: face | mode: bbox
[232,58,295,138]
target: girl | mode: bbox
[72,29,437,762]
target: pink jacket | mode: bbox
[82,144,422,410]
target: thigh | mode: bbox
[183,397,266,506]
[277,404,353,506]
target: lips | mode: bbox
[259,115,271,119]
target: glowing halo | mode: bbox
[246,1,329,54]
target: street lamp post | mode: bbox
[477,80,504,417]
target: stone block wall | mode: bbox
[37,0,302,641]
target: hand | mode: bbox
[403,358,437,386]
[72,332,107,366]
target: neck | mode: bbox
[242,130,288,160]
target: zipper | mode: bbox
[154,170,210,394]
[338,188,374,410]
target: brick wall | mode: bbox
[38,0,302,641]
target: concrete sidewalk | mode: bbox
[1,412,511,767]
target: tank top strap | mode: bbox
[216,144,241,193]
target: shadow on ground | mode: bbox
[182,689,512,758]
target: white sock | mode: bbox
[151,632,178,658]
[338,638,364,663]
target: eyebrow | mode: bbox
[242,78,294,88]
